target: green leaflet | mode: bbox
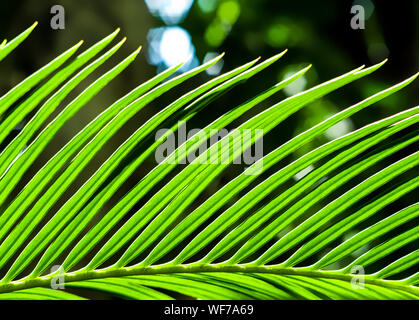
[0,22,37,62]
[405,273,419,286]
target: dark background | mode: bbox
[0,0,418,298]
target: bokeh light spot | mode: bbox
[203,52,224,75]
[160,27,194,66]
[282,70,307,96]
[147,26,197,72]
[144,0,194,25]
[294,165,314,181]
[324,119,354,140]
[266,24,290,47]
[367,42,389,61]
[352,0,375,20]
[217,0,240,25]
[204,21,226,47]
[197,0,218,13]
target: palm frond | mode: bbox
[0,24,417,300]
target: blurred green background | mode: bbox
[0,0,418,297]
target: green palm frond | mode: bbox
[0,24,418,300]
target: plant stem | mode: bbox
[0,264,418,297]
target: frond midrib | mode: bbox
[0,264,417,297]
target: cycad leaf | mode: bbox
[0,26,418,300]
